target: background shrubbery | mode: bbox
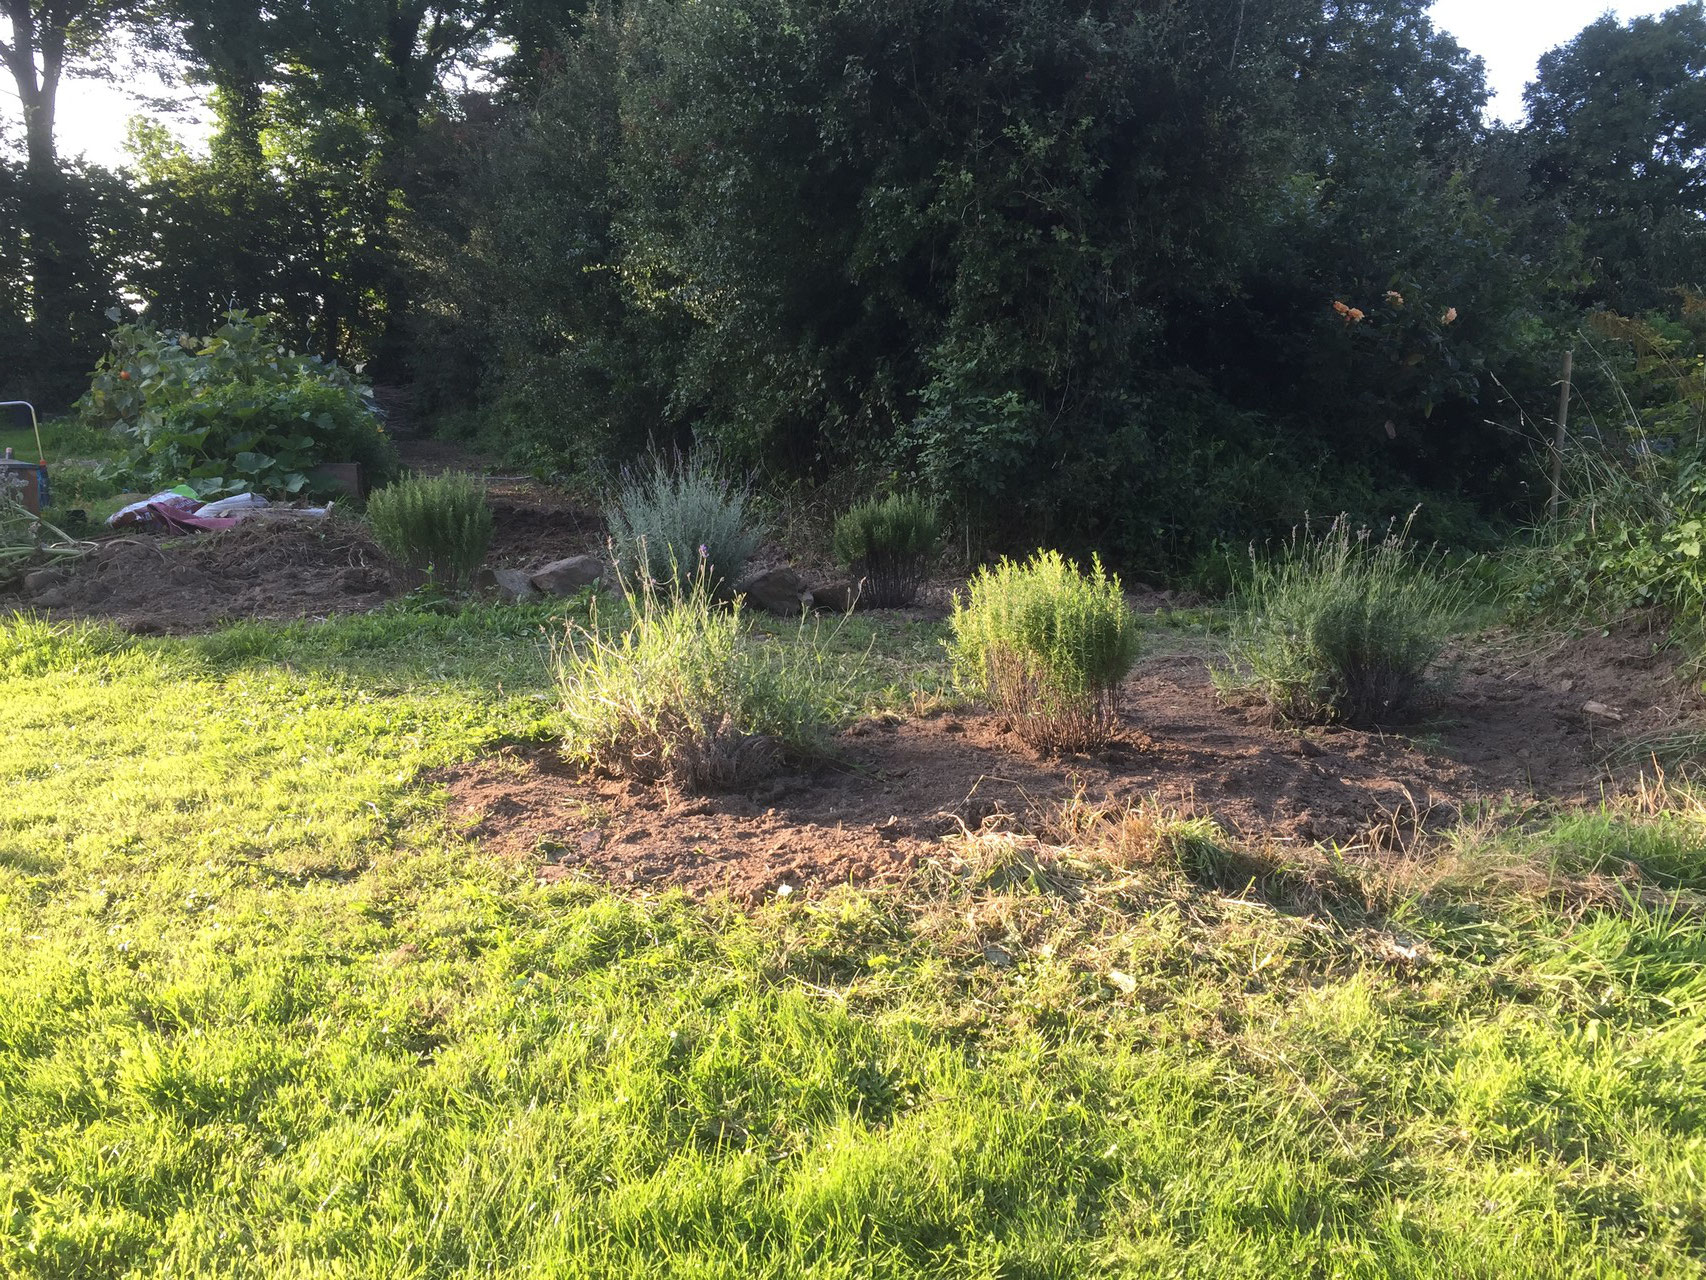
[3,0,1704,588]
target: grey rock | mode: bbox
[530,554,605,596]
[24,567,67,596]
[491,567,539,604]
[737,566,812,615]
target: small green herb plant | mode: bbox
[1216,513,1473,725]
[608,447,763,595]
[950,549,1140,752]
[832,492,940,608]
[366,471,494,593]
[556,561,858,789]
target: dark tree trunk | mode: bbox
[2,0,74,395]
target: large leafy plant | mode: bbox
[77,310,395,498]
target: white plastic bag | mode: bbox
[197,493,270,518]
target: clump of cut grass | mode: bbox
[365,470,493,592]
[949,549,1140,753]
[555,565,858,789]
[832,492,941,608]
[931,791,1230,901]
[1215,513,1474,727]
[608,446,763,595]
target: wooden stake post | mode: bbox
[1548,349,1573,520]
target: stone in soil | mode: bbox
[530,554,606,596]
[489,567,538,603]
[738,566,812,615]
[811,580,863,612]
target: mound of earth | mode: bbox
[1444,621,1704,790]
[443,636,1692,902]
[23,518,401,633]
[485,490,604,569]
[15,481,607,633]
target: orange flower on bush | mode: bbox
[1441,306,1458,325]
[1332,300,1351,316]
[1385,291,1404,306]
[1348,308,1365,323]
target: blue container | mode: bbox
[0,460,48,513]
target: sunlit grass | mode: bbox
[0,608,1702,1277]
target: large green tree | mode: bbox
[418,0,1563,563]
[1523,2,1706,312]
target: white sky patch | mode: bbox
[1429,0,1687,121]
[59,70,212,167]
[0,2,1696,166]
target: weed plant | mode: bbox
[949,550,1139,752]
[555,563,859,789]
[1514,445,1706,627]
[608,447,763,595]
[1216,513,1473,726]
[365,471,493,592]
[832,493,940,608]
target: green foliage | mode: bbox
[141,379,396,498]
[76,311,393,498]
[411,0,1576,572]
[1217,515,1474,726]
[1514,309,1706,625]
[831,492,940,608]
[0,158,140,409]
[1523,4,1706,313]
[608,447,763,595]
[555,567,857,788]
[1517,449,1706,621]
[365,471,493,593]
[949,550,1139,752]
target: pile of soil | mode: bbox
[1443,621,1705,790]
[485,491,604,569]
[14,481,605,633]
[443,634,1697,902]
[24,518,401,633]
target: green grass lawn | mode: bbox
[1,607,1703,1278]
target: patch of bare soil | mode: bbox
[14,485,604,632]
[1441,621,1705,793]
[444,632,1698,902]
[391,437,493,474]
[23,519,402,633]
[484,491,605,569]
